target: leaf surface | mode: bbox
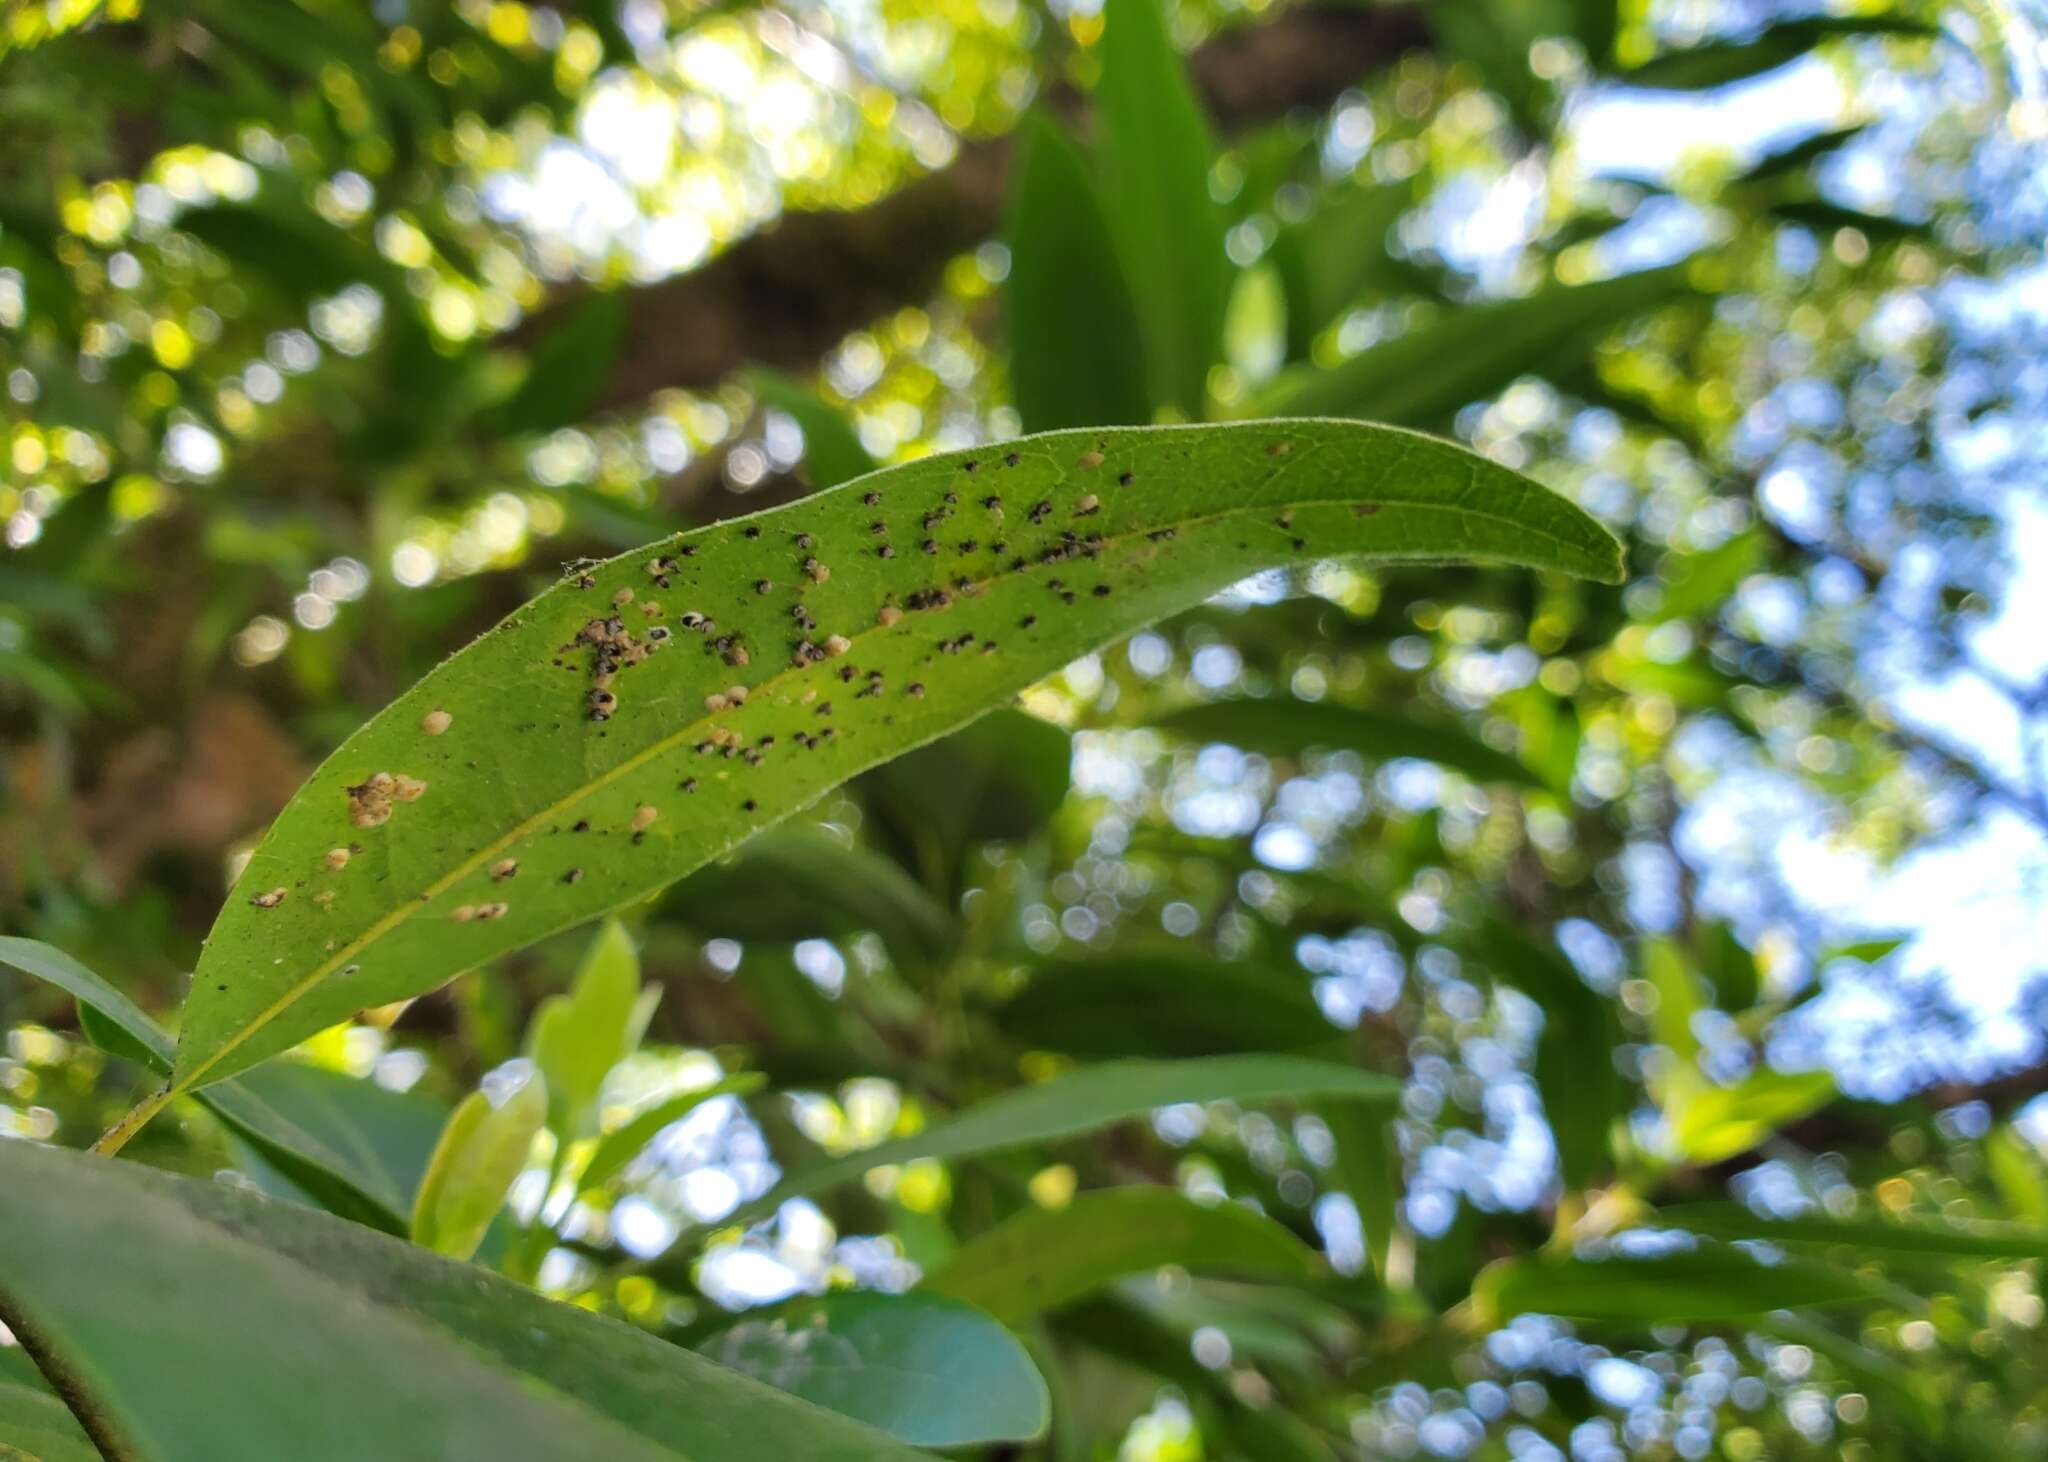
[1475,1245,1878,1323]
[164,420,1621,1103]
[925,1187,1318,1323]
[701,1293,1047,1446]
[0,1141,930,1462]
[411,1071,547,1260]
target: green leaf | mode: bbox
[1153,697,1544,788]
[1475,1245,1879,1323]
[1255,266,1695,429]
[1618,15,1937,91]
[529,918,643,1140]
[0,1380,99,1462]
[217,1060,449,1229]
[1004,114,1153,432]
[747,1054,1395,1217]
[0,935,167,1068]
[0,1141,929,1461]
[411,1070,548,1260]
[1669,1069,1835,1166]
[1319,1099,1400,1282]
[1097,0,1234,416]
[1651,1203,2048,1260]
[491,292,629,438]
[1767,198,1932,242]
[1268,180,1420,360]
[996,954,1334,1059]
[925,1187,1318,1324]
[665,827,954,972]
[748,368,878,489]
[153,420,1621,1110]
[0,937,435,1234]
[701,1292,1047,1447]
[1734,124,1870,185]
[580,1073,768,1190]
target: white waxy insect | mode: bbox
[1075,493,1099,515]
[1077,449,1104,468]
[824,635,852,657]
[490,858,518,882]
[251,887,288,908]
[476,902,509,920]
[613,588,634,606]
[392,775,428,802]
[726,685,748,704]
[451,904,477,922]
[420,709,452,736]
[325,847,351,871]
[876,605,903,627]
[632,805,658,832]
[705,693,731,713]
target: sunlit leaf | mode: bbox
[925,1187,1319,1323]
[702,1292,1047,1446]
[411,1070,547,1260]
[139,419,1620,1117]
[529,918,643,1141]
[0,1141,929,1461]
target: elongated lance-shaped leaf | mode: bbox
[148,420,1620,1121]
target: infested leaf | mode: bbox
[143,420,1619,1122]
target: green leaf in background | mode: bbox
[1255,265,1695,428]
[1474,1244,1879,1323]
[0,936,436,1234]
[0,934,167,1068]
[1004,114,1153,432]
[529,918,645,1140]
[925,1187,1318,1324]
[1766,198,1933,242]
[1651,1203,2048,1260]
[747,1054,1396,1216]
[665,828,954,972]
[118,418,1619,1130]
[1669,1068,1835,1166]
[996,953,1335,1059]
[748,368,878,489]
[702,1292,1048,1447]
[411,1068,548,1260]
[1320,1098,1401,1284]
[580,1073,768,1191]
[0,1141,929,1462]
[1096,0,1234,417]
[217,1061,449,1230]
[0,1379,99,1462]
[1154,697,1545,788]
[1618,15,1937,91]
[490,292,630,438]
[1267,180,1420,361]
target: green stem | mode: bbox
[91,1082,175,1156]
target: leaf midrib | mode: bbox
[179,459,1602,1093]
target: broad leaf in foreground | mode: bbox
[925,1187,1319,1324]
[115,419,1619,1140]
[701,1293,1048,1447]
[0,1141,929,1462]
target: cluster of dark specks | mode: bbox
[251,886,288,908]
[451,901,509,923]
[346,771,425,829]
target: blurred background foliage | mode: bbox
[4,0,2048,1458]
